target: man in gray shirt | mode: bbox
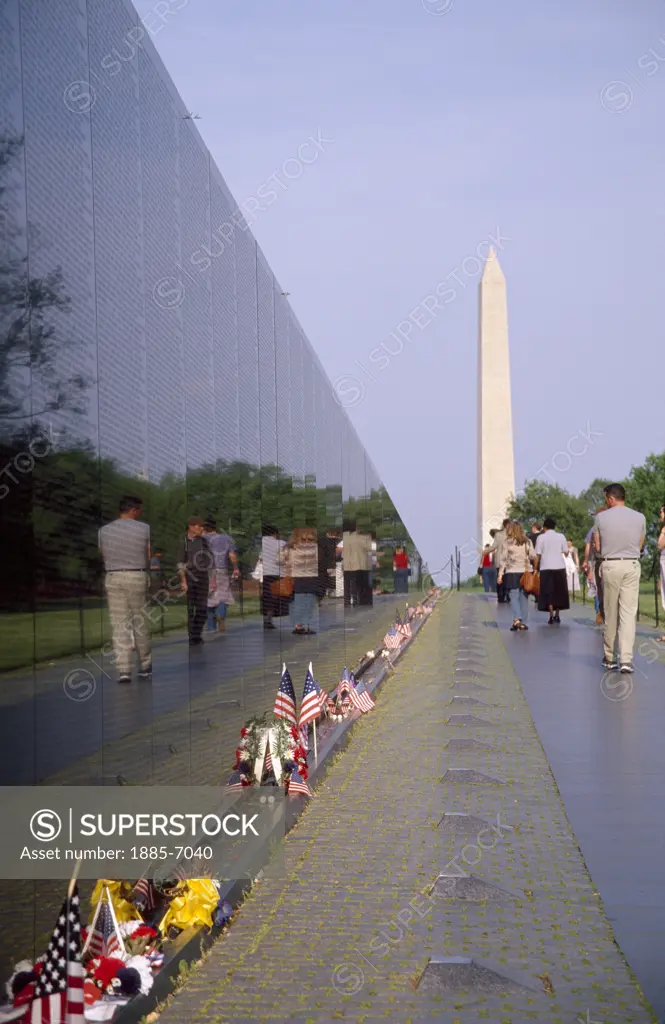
[99,495,151,683]
[594,483,646,674]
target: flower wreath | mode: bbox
[233,715,308,787]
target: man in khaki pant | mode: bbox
[594,484,646,675]
[99,496,152,683]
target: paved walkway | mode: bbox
[156,594,656,1024]
[492,592,665,1020]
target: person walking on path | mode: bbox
[99,495,152,684]
[534,517,569,624]
[285,526,320,634]
[489,519,511,604]
[203,520,239,632]
[594,483,646,673]
[582,526,601,621]
[177,516,213,646]
[479,540,497,594]
[564,539,581,595]
[393,546,410,594]
[527,522,542,549]
[657,506,665,643]
[497,521,536,630]
[582,525,604,625]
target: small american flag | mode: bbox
[338,667,352,697]
[287,768,311,798]
[326,696,337,716]
[350,676,376,713]
[30,885,84,1024]
[226,768,247,790]
[132,878,156,912]
[83,901,120,959]
[313,662,330,712]
[263,742,275,780]
[299,666,323,728]
[273,663,297,725]
[397,619,412,640]
[383,626,401,650]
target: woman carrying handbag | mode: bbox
[496,521,537,631]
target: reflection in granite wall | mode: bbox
[0,0,427,977]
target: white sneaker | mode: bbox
[619,663,634,674]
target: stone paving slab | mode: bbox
[149,595,654,1023]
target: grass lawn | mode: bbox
[460,575,664,627]
[0,597,261,673]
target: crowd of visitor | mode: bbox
[97,501,414,682]
[479,484,665,674]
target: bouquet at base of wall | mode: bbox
[89,880,141,925]
[159,878,220,937]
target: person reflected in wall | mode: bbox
[359,528,374,606]
[534,517,569,624]
[342,519,368,607]
[334,532,345,597]
[393,546,410,594]
[261,524,287,629]
[177,516,213,646]
[150,547,165,596]
[285,527,320,634]
[318,528,339,601]
[203,520,239,632]
[99,495,152,684]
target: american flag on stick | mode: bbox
[226,768,246,790]
[350,675,376,713]
[273,663,297,725]
[29,884,84,1024]
[337,667,352,697]
[82,901,120,959]
[383,625,401,650]
[298,665,326,750]
[263,742,275,780]
[132,877,157,912]
[287,768,312,798]
[397,618,412,640]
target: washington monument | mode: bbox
[478,248,515,546]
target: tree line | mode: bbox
[507,455,665,561]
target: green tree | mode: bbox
[578,477,612,515]
[624,453,665,558]
[0,134,88,429]
[507,481,589,551]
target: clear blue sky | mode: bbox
[134,0,665,577]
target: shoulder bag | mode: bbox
[271,576,293,598]
[520,542,540,596]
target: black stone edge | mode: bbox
[113,596,439,1024]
